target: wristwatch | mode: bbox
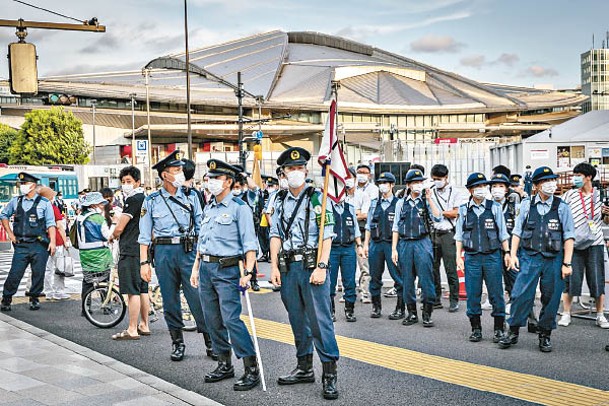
[562,262,572,267]
[140,260,150,266]
[317,262,328,269]
[357,244,364,248]
[243,269,253,277]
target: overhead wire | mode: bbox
[10,0,85,23]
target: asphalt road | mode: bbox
[5,265,609,406]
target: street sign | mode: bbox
[256,130,263,139]
[136,140,148,164]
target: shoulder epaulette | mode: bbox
[232,197,246,206]
[146,191,160,201]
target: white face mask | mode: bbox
[166,172,185,188]
[434,179,446,189]
[121,184,134,195]
[232,189,242,197]
[279,178,289,190]
[472,186,487,199]
[287,170,306,189]
[202,181,209,191]
[379,183,391,195]
[491,186,506,200]
[356,174,369,184]
[410,183,424,194]
[541,181,557,196]
[345,178,355,189]
[19,184,33,195]
[207,179,225,196]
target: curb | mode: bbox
[0,313,222,406]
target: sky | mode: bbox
[1,0,608,89]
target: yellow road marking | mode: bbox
[242,316,609,406]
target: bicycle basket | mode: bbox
[82,270,110,284]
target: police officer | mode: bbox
[329,191,364,322]
[269,147,339,400]
[498,166,575,352]
[364,172,403,320]
[190,159,260,391]
[0,173,56,311]
[455,173,511,343]
[391,169,441,327]
[138,150,213,361]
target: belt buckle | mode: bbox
[202,255,210,262]
[171,237,180,244]
[294,254,303,261]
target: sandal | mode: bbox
[137,326,151,336]
[112,330,140,341]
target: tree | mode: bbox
[9,107,91,165]
[0,123,18,164]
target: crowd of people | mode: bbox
[1,151,609,400]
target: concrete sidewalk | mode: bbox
[0,313,221,406]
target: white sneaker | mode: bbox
[596,314,609,329]
[481,298,492,311]
[558,313,571,327]
[55,293,71,300]
[361,294,371,304]
[505,303,511,315]
[339,296,345,303]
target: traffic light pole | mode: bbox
[237,72,245,169]
[183,0,193,160]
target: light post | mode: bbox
[129,93,136,164]
[184,0,193,159]
[143,68,153,186]
[91,99,97,165]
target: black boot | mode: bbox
[331,297,337,322]
[498,326,519,349]
[277,354,315,385]
[538,330,552,353]
[169,329,185,361]
[29,297,40,311]
[344,301,357,322]
[370,296,382,318]
[388,296,405,320]
[202,332,218,361]
[527,309,539,333]
[1,297,11,312]
[322,361,339,400]
[493,316,505,343]
[402,304,418,326]
[234,355,260,391]
[205,352,235,382]
[469,315,482,342]
[251,273,260,292]
[422,303,434,327]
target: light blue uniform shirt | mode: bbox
[512,195,575,240]
[138,187,202,246]
[365,195,395,231]
[198,195,257,256]
[269,188,336,251]
[391,195,441,232]
[455,198,510,243]
[0,194,56,229]
[332,201,361,239]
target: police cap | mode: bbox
[265,176,278,186]
[489,173,510,186]
[377,172,396,184]
[17,172,39,183]
[152,150,184,176]
[492,165,511,178]
[277,147,310,167]
[531,166,558,183]
[465,172,488,189]
[405,169,426,183]
[510,174,522,186]
[206,159,239,178]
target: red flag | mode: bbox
[318,98,351,203]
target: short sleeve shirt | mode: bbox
[120,192,145,257]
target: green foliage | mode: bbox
[0,123,18,164]
[9,107,91,165]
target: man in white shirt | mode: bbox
[356,164,379,202]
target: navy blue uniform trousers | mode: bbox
[398,238,435,306]
[464,251,505,318]
[329,244,357,304]
[369,240,402,298]
[2,242,49,298]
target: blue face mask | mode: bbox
[572,175,584,188]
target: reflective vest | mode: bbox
[332,203,356,246]
[462,200,501,254]
[76,211,107,250]
[14,196,48,243]
[521,197,563,258]
[398,198,429,240]
[370,197,397,243]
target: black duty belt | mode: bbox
[283,248,317,263]
[201,254,241,268]
[154,236,198,245]
[433,229,455,236]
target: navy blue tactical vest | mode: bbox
[503,200,516,235]
[332,203,356,246]
[521,197,563,257]
[398,198,429,240]
[13,196,48,243]
[462,200,501,254]
[370,197,397,242]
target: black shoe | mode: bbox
[331,298,337,322]
[493,316,505,343]
[422,304,434,327]
[0,297,11,312]
[402,305,418,326]
[370,296,382,319]
[271,284,281,292]
[234,356,260,391]
[448,301,459,313]
[202,333,219,361]
[605,344,609,351]
[169,330,185,361]
[205,353,235,383]
[493,329,505,343]
[469,328,482,342]
[344,302,357,322]
[251,280,260,292]
[388,297,405,320]
[527,319,539,334]
[322,361,339,400]
[498,327,519,349]
[29,298,40,311]
[433,302,443,310]
[277,354,315,385]
[538,331,552,353]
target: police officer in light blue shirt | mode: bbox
[269,147,339,400]
[138,150,211,362]
[190,159,261,392]
[1,172,56,311]
[498,166,574,353]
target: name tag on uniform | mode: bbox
[346,218,354,226]
[388,213,395,222]
[548,219,560,231]
[484,219,495,230]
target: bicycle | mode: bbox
[82,269,127,328]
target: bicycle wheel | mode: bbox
[82,286,127,328]
[181,291,197,332]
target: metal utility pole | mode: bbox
[144,69,153,186]
[237,71,245,168]
[129,93,136,164]
[91,99,97,165]
[183,0,193,159]
[0,18,106,33]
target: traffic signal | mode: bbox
[8,42,38,95]
[46,93,77,105]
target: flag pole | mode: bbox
[317,161,331,263]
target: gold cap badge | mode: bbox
[290,150,300,160]
[209,161,217,170]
